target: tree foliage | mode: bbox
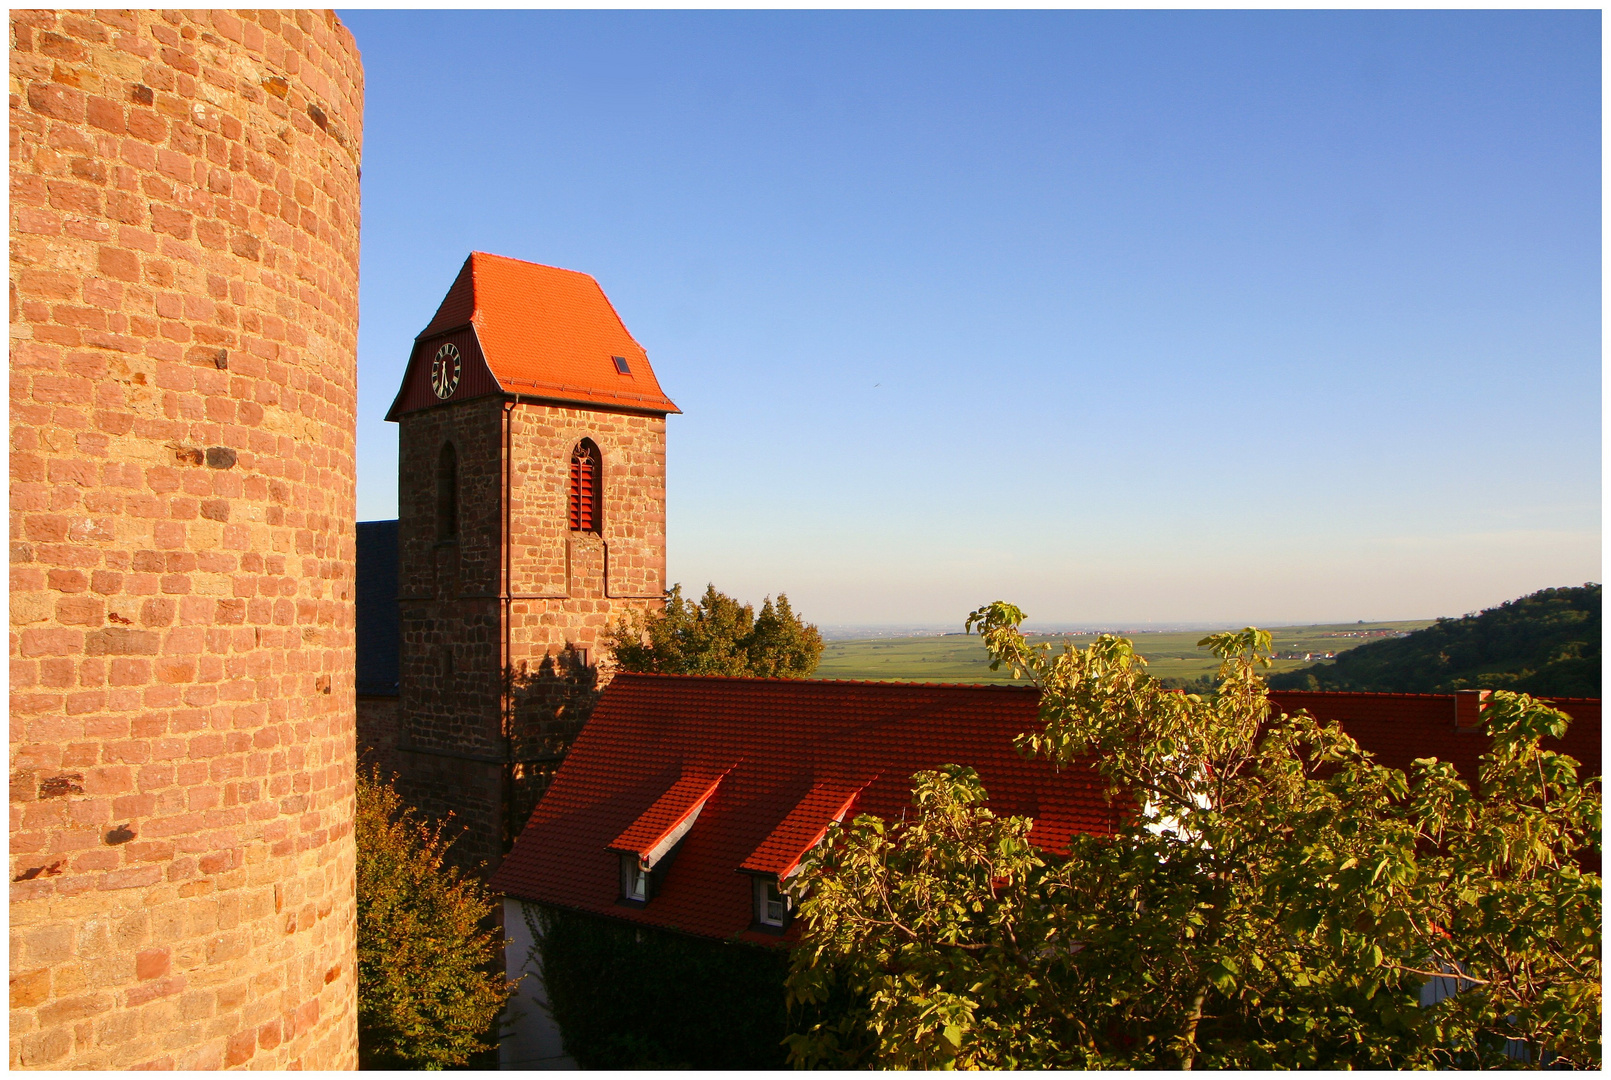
[355,769,515,1069]
[1270,584,1601,696]
[785,602,1600,1069]
[605,583,823,678]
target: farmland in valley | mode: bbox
[811,620,1436,686]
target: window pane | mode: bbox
[758,879,786,925]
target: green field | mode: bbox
[811,621,1437,686]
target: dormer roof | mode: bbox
[608,767,732,869]
[737,780,870,880]
[386,252,680,420]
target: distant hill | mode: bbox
[1267,585,1601,697]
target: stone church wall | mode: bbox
[10,10,362,1069]
[396,398,504,761]
[355,694,399,777]
[386,397,667,875]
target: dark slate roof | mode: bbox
[355,519,399,696]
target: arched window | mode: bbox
[569,439,601,533]
[436,442,458,540]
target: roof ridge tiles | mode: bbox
[1272,690,1462,701]
[468,249,585,275]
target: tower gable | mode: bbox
[390,325,503,416]
[386,252,680,420]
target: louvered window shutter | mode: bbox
[569,441,600,533]
[569,456,582,530]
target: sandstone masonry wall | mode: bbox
[10,10,362,1069]
[383,398,667,873]
[396,398,503,762]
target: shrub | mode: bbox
[355,769,515,1069]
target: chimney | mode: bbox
[1453,689,1491,731]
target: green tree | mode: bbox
[355,769,515,1069]
[785,603,1600,1069]
[605,583,823,678]
[1269,584,1601,696]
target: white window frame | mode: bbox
[619,854,650,903]
[753,876,788,928]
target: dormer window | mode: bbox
[737,781,868,932]
[620,854,651,904]
[608,768,731,909]
[753,877,789,928]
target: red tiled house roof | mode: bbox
[488,675,1118,944]
[1269,691,1600,785]
[491,679,1600,945]
[385,252,680,419]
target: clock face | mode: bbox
[431,342,461,400]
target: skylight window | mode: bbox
[611,355,632,375]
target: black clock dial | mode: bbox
[431,342,461,399]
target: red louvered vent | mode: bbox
[569,440,601,533]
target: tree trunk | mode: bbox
[1178,984,1208,1070]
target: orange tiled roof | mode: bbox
[490,680,1600,945]
[487,675,1118,944]
[408,251,679,414]
[1269,690,1600,784]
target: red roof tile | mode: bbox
[488,675,1118,944]
[491,679,1599,945]
[1269,691,1600,786]
[386,252,679,419]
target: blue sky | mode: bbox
[340,10,1600,628]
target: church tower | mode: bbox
[384,253,678,871]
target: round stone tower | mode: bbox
[10,10,362,1069]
